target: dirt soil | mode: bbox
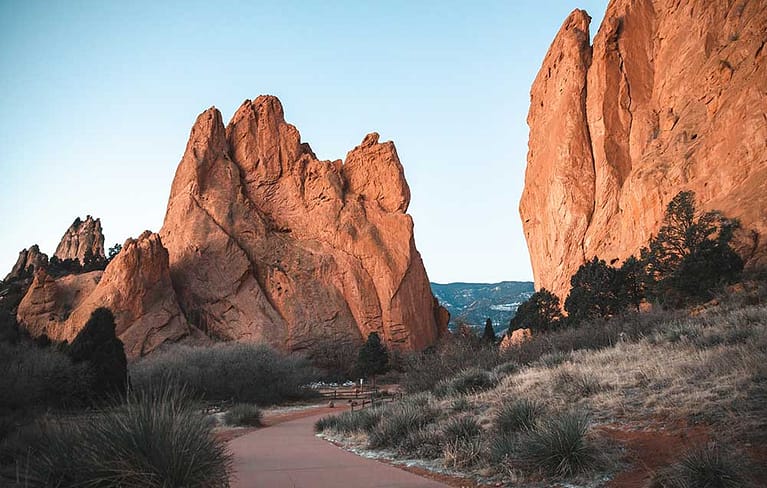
[601,422,709,488]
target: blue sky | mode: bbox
[0,0,608,283]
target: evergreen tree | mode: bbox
[564,257,625,324]
[354,332,389,381]
[510,288,563,333]
[108,243,123,262]
[616,255,648,312]
[67,307,127,400]
[643,190,743,302]
[482,318,496,344]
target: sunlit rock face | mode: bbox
[54,215,105,262]
[521,1,767,301]
[15,95,447,357]
[17,232,198,357]
[5,245,48,281]
[159,95,448,354]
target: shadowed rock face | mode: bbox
[160,95,447,353]
[54,215,105,262]
[5,245,48,281]
[521,1,767,301]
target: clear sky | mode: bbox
[0,0,608,284]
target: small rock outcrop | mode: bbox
[500,328,532,351]
[5,245,49,281]
[521,2,767,301]
[17,232,199,356]
[160,95,447,354]
[54,216,105,263]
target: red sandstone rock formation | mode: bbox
[54,215,105,263]
[5,245,48,281]
[500,328,532,351]
[160,95,447,353]
[521,1,767,302]
[15,96,446,356]
[18,232,198,356]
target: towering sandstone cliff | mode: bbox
[160,95,446,353]
[14,95,446,356]
[521,1,767,301]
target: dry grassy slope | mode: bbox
[320,289,767,487]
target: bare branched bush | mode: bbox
[130,343,318,405]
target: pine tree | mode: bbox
[565,257,625,324]
[643,190,743,302]
[482,318,496,344]
[68,307,127,400]
[354,332,389,382]
[510,288,563,333]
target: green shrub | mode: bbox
[651,443,750,488]
[493,361,520,376]
[443,437,483,469]
[434,368,497,398]
[441,416,481,442]
[401,392,435,407]
[517,410,600,477]
[314,408,382,434]
[553,370,605,398]
[224,404,262,427]
[15,386,230,487]
[67,307,127,401]
[489,432,519,463]
[450,397,471,412]
[368,403,438,449]
[0,342,93,411]
[398,426,444,459]
[495,398,544,434]
[130,343,318,405]
[399,338,506,393]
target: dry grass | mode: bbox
[320,299,767,485]
[483,304,767,443]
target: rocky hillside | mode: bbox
[521,0,767,301]
[431,281,534,331]
[9,96,447,357]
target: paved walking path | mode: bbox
[229,411,448,488]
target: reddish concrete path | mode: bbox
[229,412,449,488]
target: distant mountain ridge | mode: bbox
[430,281,534,332]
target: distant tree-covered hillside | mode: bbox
[431,281,534,333]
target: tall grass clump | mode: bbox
[434,368,497,398]
[400,337,507,393]
[368,402,439,449]
[517,410,600,477]
[495,398,544,434]
[399,426,444,459]
[224,403,262,427]
[130,343,318,405]
[650,443,751,488]
[314,408,382,434]
[16,386,231,487]
[441,416,481,441]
